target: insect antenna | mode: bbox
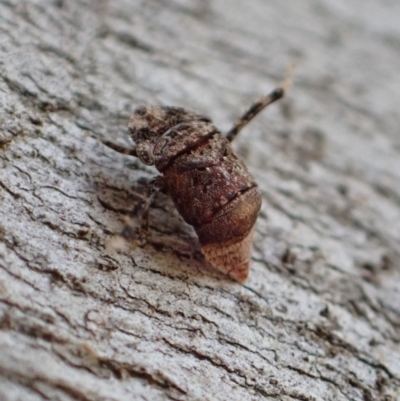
[84,131,138,157]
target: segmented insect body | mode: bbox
[128,106,261,281]
[94,85,285,281]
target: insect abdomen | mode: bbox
[154,121,261,281]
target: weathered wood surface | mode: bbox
[1,1,400,400]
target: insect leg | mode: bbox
[226,64,294,142]
[121,176,165,245]
[226,88,284,142]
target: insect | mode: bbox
[90,82,287,281]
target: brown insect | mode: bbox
[91,84,286,281]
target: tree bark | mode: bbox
[1,1,400,400]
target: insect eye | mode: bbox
[137,127,151,139]
[136,142,155,165]
[135,106,147,116]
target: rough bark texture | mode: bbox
[1,1,400,400]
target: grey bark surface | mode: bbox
[1,0,400,400]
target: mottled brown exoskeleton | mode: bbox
[92,85,285,281]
